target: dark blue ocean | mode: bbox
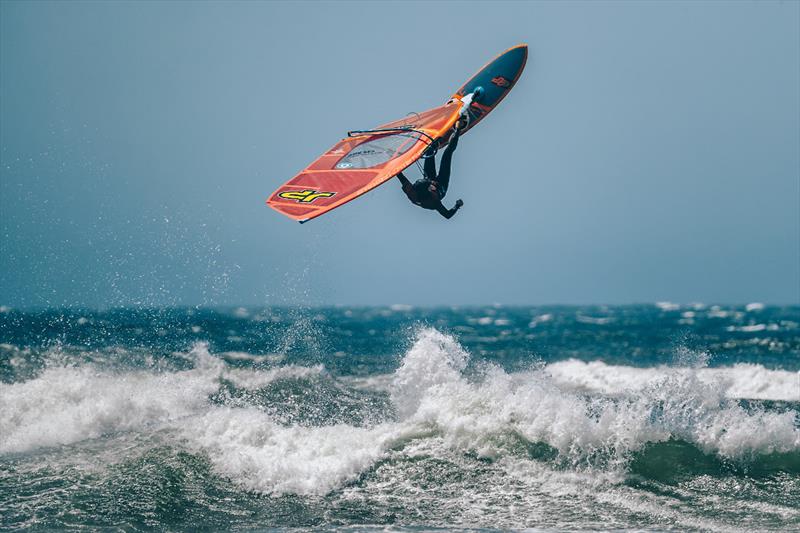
[1,304,799,531]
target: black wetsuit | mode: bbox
[397,129,462,219]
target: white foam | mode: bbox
[181,407,416,495]
[223,364,324,389]
[0,344,223,454]
[396,351,661,464]
[576,314,614,325]
[656,301,680,311]
[709,306,730,318]
[391,328,468,418]
[221,351,285,364]
[544,359,800,401]
[528,313,553,328]
[214,329,797,494]
[2,329,798,499]
[386,329,799,466]
[0,343,324,454]
[728,323,768,332]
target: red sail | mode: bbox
[267,102,462,223]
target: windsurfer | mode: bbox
[396,126,464,219]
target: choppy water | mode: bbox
[1,304,798,531]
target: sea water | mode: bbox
[1,304,798,531]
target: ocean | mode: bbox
[0,304,798,531]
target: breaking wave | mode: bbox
[1,329,798,497]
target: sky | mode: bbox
[1,0,798,308]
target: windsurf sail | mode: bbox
[267,100,463,223]
[267,44,527,223]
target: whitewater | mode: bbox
[1,305,798,531]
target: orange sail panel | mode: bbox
[267,102,462,223]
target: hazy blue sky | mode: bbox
[1,0,798,307]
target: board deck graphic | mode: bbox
[267,44,527,223]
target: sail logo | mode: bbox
[278,189,336,203]
[491,76,510,88]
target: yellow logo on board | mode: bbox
[278,190,336,203]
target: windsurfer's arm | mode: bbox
[396,172,412,190]
[435,199,463,220]
[397,172,417,203]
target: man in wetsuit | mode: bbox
[396,126,464,219]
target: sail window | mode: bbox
[335,132,421,169]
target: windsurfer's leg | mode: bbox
[423,151,436,180]
[437,130,459,194]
